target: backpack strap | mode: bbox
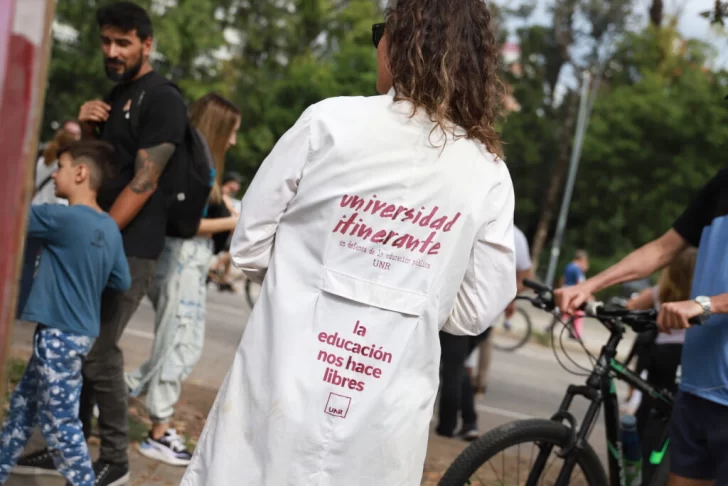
[32,174,54,199]
[97,85,123,140]
[128,76,179,142]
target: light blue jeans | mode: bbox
[125,237,213,422]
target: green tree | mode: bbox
[223,0,382,184]
[502,0,633,273]
[563,26,728,272]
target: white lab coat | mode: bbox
[181,92,517,486]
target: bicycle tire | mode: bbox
[438,419,608,486]
[492,308,533,352]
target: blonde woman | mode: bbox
[125,93,241,466]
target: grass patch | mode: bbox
[531,329,553,348]
[7,358,27,384]
[3,357,28,409]
[3,358,28,398]
[127,414,149,444]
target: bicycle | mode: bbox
[491,306,533,352]
[439,279,697,486]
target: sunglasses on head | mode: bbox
[372,23,385,48]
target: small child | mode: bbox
[0,140,131,486]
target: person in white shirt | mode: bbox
[504,226,533,327]
[472,226,532,395]
[181,0,516,483]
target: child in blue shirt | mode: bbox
[0,140,131,486]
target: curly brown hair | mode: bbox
[385,0,505,158]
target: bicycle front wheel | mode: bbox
[492,308,532,352]
[438,419,607,486]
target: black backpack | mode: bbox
[127,76,213,238]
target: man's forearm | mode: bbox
[586,229,687,294]
[108,187,153,229]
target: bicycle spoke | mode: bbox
[529,442,535,470]
[471,444,579,485]
[486,454,505,485]
[501,447,505,483]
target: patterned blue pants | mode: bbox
[0,326,95,486]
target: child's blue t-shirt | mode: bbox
[563,261,585,287]
[20,204,132,337]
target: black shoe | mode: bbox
[93,461,130,486]
[11,448,62,477]
[218,282,235,292]
[434,425,455,438]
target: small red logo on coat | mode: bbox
[324,392,351,418]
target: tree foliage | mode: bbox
[569,26,728,259]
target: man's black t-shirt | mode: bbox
[673,168,728,247]
[98,71,187,259]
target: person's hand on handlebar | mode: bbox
[554,282,595,314]
[657,300,703,334]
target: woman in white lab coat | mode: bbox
[182,0,517,484]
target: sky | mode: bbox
[504,0,727,68]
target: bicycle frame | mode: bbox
[528,316,674,486]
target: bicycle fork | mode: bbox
[525,384,605,486]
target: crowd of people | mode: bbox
[2,0,727,485]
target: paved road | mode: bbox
[9,289,634,484]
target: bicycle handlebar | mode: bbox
[518,279,702,332]
[522,278,551,294]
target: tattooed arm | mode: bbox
[108,143,175,229]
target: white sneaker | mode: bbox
[138,429,192,466]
